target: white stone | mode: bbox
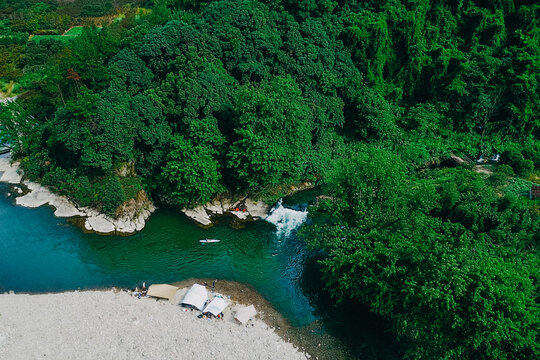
[86,214,115,234]
[15,185,52,208]
[182,207,212,226]
[0,158,22,184]
[220,199,233,212]
[135,220,144,231]
[204,200,223,215]
[244,199,270,219]
[235,211,250,220]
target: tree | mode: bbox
[227,76,312,189]
[160,135,223,207]
[306,156,539,359]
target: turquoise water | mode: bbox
[0,183,314,325]
[0,182,401,358]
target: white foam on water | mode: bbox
[265,199,308,238]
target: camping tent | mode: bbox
[181,284,208,310]
[235,305,257,324]
[147,284,179,301]
[203,296,228,316]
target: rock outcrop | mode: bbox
[0,156,155,235]
[182,197,270,228]
[181,180,315,227]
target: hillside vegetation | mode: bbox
[0,1,538,358]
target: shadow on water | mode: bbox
[296,254,404,360]
[0,183,402,360]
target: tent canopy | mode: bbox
[203,296,228,316]
[181,284,208,310]
[147,284,179,301]
[235,305,257,324]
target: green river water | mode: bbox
[0,183,401,359]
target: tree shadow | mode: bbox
[299,255,404,360]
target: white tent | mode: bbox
[147,284,179,301]
[235,305,257,324]
[203,296,228,316]
[181,284,208,310]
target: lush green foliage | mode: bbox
[0,1,538,357]
[305,149,539,359]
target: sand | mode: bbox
[0,289,308,360]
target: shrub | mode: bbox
[100,175,126,216]
[519,159,534,176]
[496,164,515,177]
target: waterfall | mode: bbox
[265,199,308,237]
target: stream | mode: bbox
[0,184,400,359]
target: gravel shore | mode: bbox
[0,289,307,360]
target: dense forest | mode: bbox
[0,0,538,359]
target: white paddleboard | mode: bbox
[200,239,221,243]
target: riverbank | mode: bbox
[0,155,155,235]
[173,279,358,360]
[0,286,308,360]
[181,182,314,228]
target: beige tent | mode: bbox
[147,284,179,301]
[203,296,228,316]
[235,305,257,324]
[181,284,208,310]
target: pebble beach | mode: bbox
[0,288,308,360]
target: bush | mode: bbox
[80,2,112,17]
[489,164,515,186]
[500,150,534,176]
[100,175,126,216]
[500,149,523,169]
[519,159,534,176]
[119,176,143,200]
[41,166,95,207]
[496,164,515,177]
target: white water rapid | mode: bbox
[265,199,308,237]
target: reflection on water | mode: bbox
[0,185,313,324]
[0,183,400,359]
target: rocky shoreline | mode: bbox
[0,156,155,235]
[182,197,271,228]
[181,182,315,228]
[0,286,308,360]
[1,153,315,232]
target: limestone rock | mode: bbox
[1,156,155,235]
[234,210,250,220]
[86,214,116,234]
[15,183,52,208]
[204,200,224,215]
[0,158,22,184]
[53,198,85,218]
[182,207,212,226]
[244,199,270,219]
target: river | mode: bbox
[0,184,401,359]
